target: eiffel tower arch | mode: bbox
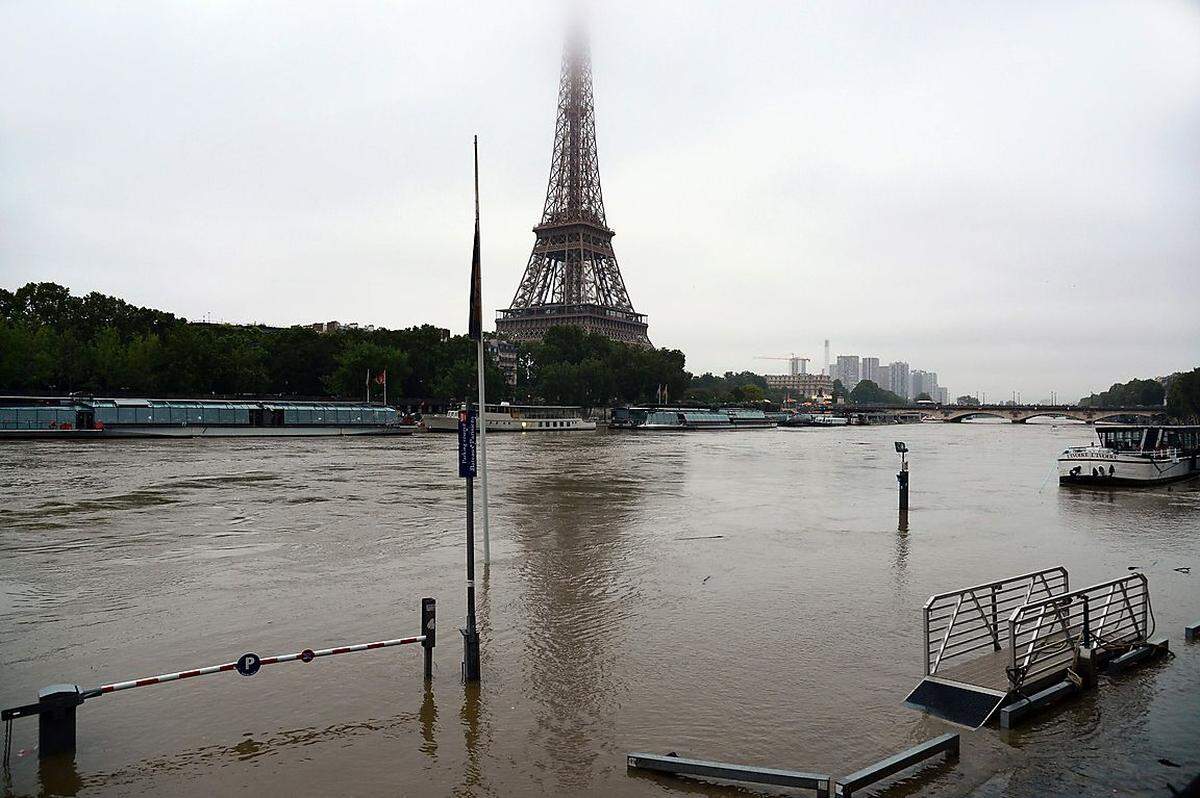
[496,36,651,347]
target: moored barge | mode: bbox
[422,403,596,432]
[0,397,416,439]
[1058,424,1200,486]
[609,406,776,431]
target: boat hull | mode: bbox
[1057,451,1199,486]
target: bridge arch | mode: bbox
[944,411,1009,423]
[1085,409,1163,423]
[1013,411,1086,423]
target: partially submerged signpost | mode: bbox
[458,407,481,682]
[459,134,486,683]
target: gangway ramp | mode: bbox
[904,567,1069,728]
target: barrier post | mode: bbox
[37,685,83,759]
[421,597,436,681]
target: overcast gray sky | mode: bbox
[2,1,1198,400]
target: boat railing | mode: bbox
[1006,573,1150,690]
[923,567,1069,678]
[1063,446,1183,459]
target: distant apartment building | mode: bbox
[937,387,949,405]
[764,373,833,399]
[888,361,910,400]
[821,354,949,403]
[861,357,880,385]
[834,355,861,390]
[911,370,940,400]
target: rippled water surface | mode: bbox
[1,423,1198,797]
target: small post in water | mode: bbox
[895,441,910,524]
[421,597,436,681]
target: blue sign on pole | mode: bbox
[458,409,477,479]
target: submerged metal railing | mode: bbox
[1006,573,1150,690]
[924,567,1069,677]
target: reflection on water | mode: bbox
[506,437,647,793]
[0,427,1197,797]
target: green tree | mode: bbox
[1079,377,1165,407]
[517,325,688,406]
[326,341,411,400]
[1166,368,1200,421]
[849,379,906,405]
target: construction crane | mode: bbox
[754,354,811,376]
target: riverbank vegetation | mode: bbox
[0,282,506,400]
[514,326,689,407]
[848,379,906,405]
[1079,377,1165,408]
[1078,369,1200,422]
[0,282,690,406]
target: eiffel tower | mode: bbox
[496,36,651,347]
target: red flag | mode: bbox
[375,370,387,385]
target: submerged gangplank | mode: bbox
[904,567,1155,728]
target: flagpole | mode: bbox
[473,136,491,565]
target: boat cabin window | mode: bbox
[1160,428,1199,451]
[0,407,80,430]
[1099,428,1144,451]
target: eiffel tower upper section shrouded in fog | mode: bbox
[495,34,651,347]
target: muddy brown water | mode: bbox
[1,423,1198,796]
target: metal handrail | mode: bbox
[1062,446,1182,459]
[923,567,1069,677]
[1007,573,1150,690]
[922,566,1069,609]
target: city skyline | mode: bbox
[2,2,1198,400]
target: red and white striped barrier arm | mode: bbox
[93,634,426,696]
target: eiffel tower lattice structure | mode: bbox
[496,38,651,347]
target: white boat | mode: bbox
[1058,425,1200,486]
[780,412,849,427]
[608,406,775,430]
[422,403,596,433]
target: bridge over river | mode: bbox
[871,404,1167,424]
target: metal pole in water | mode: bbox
[463,472,481,682]
[895,441,909,522]
[460,135,486,682]
[476,339,490,565]
[469,135,490,565]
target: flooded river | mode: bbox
[2,423,1198,796]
